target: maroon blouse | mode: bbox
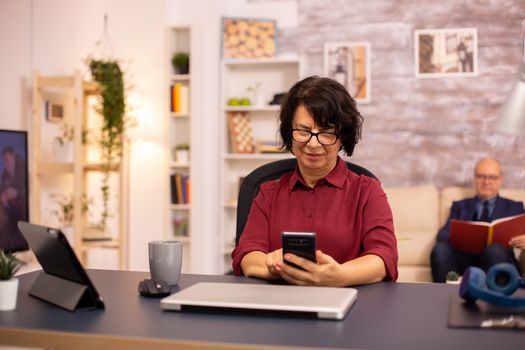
[231,158,398,281]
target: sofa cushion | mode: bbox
[439,186,475,226]
[398,265,433,283]
[384,185,439,266]
[384,185,439,233]
[396,232,434,266]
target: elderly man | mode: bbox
[430,158,525,282]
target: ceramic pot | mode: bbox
[0,278,19,311]
[174,150,190,164]
[53,140,74,162]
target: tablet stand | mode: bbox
[29,272,99,311]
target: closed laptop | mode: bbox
[160,282,357,320]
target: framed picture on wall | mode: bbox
[324,42,371,103]
[415,28,478,78]
[0,129,29,253]
[221,17,277,59]
[45,101,65,123]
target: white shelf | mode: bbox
[166,26,193,273]
[222,56,300,66]
[224,201,237,209]
[171,112,190,118]
[170,204,190,210]
[224,105,280,112]
[170,161,190,168]
[219,57,301,273]
[171,74,190,81]
[171,236,191,243]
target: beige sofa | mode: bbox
[384,185,525,283]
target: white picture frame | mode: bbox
[324,42,371,103]
[415,28,478,78]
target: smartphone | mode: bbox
[281,231,316,270]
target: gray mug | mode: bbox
[148,240,183,285]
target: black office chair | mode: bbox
[235,158,377,246]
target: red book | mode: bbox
[449,213,525,254]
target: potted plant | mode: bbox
[0,250,22,311]
[53,122,75,162]
[50,193,90,243]
[445,271,461,284]
[174,144,190,164]
[172,52,190,75]
[88,58,132,233]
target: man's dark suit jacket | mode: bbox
[437,195,525,242]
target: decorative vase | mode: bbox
[53,139,74,163]
[0,278,19,311]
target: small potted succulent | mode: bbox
[445,271,461,284]
[0,250,22,311]
[172,52,190,75]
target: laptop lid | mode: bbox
[160,282,357,320]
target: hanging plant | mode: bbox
[88,59,128,231]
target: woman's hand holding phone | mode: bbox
[281,231,316,270]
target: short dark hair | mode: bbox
[278,76,363,156]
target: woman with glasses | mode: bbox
[231,76,398,286]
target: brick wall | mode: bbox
[276,0,525,188]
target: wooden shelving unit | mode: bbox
[30,70,128,269]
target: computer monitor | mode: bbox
[0,129,29,253]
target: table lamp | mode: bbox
[497,61,525,135]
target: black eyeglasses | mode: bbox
[475,174,500,182]
[291,129,339,146]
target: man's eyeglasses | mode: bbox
[475,174,500,181]
[291,129,339,146]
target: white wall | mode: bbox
[0,0,32,131]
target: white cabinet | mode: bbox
[219,57,302,273]
[166,26,192,272]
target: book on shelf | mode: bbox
[186,177,191,204]
[175,174,183,204]
[170,83,189,113]
[449,213,525,254]
[170,174,178,204]
[256,139,286,153]
[170,173,191,204]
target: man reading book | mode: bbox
[430,159,525,283]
